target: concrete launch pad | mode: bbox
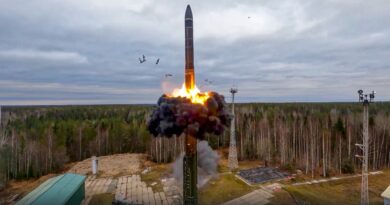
[237,167,289,185]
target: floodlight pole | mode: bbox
[362,100,369,205]
[228,88,238,170]
[0,105,2,128]
[355,90,375,205]
[0,105,3,147]
[0,105,2,133]
[0,105,2,131]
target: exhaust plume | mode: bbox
[173,141,219,188]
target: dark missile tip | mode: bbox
[185,5,193,19]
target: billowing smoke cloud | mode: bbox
[197,141,219,187]
[147,92,231,140]
[173,141,219,188]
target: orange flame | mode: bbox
[171,84,209,104]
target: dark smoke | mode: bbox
[147,92,231,140]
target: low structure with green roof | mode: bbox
[16,173,86,205]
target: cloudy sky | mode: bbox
[0,0,389,105]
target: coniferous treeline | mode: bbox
[0,105,151,187]
[149,102,390,177]
[1,102,390,188]
[233,102,390,177]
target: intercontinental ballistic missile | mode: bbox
[183,5,198,205]
[185,5,195,91]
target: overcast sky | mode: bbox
[0,0,389,105]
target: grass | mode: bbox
[268,190,297,205]
[199,174,254,205]
[281,169,390,205]
[88,193,114,205]
[140,164,170,193]
[237,160,262,170]
[217,163,231,173]
[217,160,263,176]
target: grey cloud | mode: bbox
[0,0,390,105]
[0,49,88,64]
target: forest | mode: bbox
[1,102,390,189]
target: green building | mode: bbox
[16,173,86,205]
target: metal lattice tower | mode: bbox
[0,105,3,146]
[355,89,375,205]
[0,105,2,130]
[228,88,238,170]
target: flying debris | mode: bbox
[138,55,146,63]
[156,58,160,65]
[204,79,213,84]
[165,74,172,78]
[199,79,213,89]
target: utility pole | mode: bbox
[0,105,4,146]
[0,105,2,133]
[355,89,375,205]
[228,88,238,170]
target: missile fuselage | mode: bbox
[183,5,198,205]
[185,5,195,91]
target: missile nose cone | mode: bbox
[185,5,193,19]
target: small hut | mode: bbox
[16,173,86,205]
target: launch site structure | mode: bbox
[228,88,239,170]
[356,89,375,205]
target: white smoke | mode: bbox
[172,141,219,188]
[161,78,177,95]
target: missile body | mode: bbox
[183,5,198,205]
[185,5,195,90]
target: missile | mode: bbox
[183,5,198,205]
[185,5,195,91]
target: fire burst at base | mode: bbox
[147,5,231,205]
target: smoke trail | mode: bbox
[197,141,219,187]
[173,141,219,188]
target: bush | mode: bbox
[341,160,355,174]
[282,163,295,172]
